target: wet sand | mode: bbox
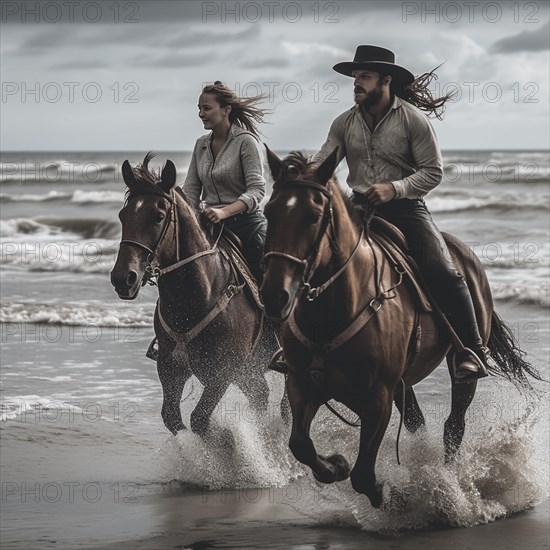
[89,496,548,550]
[1,302,548,549]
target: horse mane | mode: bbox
[123,154,211,250]
[282,151,363,229]
[124,152,184,201]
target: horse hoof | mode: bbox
[368,483,384,508]
[326,454,351,481]
[350,474,383,507]
[164,421,186,435]
[162,414,186,435]
[313,454,350,484]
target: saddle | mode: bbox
[368,216,432,313]
[218,226,264,311]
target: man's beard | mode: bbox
[354,84,383,108]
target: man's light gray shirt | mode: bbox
[313,96,443,199]
[183,124,266,212]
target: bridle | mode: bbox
[263,179,364,302]
[118,189,222,285]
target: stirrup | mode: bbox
[268,347,289,375]
[451,347,489,384]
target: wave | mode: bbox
[1,247,117,274]
[1,395,55,422]
[426,196,549,214]
[0,217,120,240]
[0,189,124,205]
[39,217,120,239]
[71,190,124,204]
[491,283,550,308]
[0,160,118,185]
[1,160,189,186]
[442,165,549,185]
[0,301,153,327]
[0,190,72,203]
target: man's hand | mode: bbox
[203,207,226,224]
[363,183,396,205]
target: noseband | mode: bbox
[119,190,179,283]
[264,179,364,301]
[118,189,223,285]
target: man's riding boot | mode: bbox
[445,281,493,383]
[452,347,490,383]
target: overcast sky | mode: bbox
[2,0,549,151]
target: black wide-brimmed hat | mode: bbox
[333,45,414,85]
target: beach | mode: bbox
[1,150,549,549]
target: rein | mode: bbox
[264,180,363,302]
[119,189,223,285]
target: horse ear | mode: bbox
[265,144,283,182]
[121,160,136,186]
[159,160,177,193]
[314,147,339,186]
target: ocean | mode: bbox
[1,150,549,549]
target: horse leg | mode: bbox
[350,384,393,508]
[444,359,477,462]
[287,372,350,483]
[190,379,230,435]
[237,372,269,417]
[157,350,191,435]
[393,386,425,433]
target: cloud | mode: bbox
[282,41,350,58]
[48,60,109,70]
[490,21,550,53]
[238,58,290,69]
[130,52,206,68]
[14,28,75,54]
[162,26,260,48]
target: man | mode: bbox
[313,45,492,382]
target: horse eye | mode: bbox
[153,213,165,224]
[309,213,322,224]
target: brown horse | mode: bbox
[260,148,539,508]
[111,154,279,435]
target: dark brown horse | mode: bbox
[111,154,278,435]
[260,149,539,508]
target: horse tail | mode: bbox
[487,311,543,388]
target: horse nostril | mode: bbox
[278,290,290,309]
[125,271,138,287]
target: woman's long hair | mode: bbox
[201,81,269,137]
[390,65,453,119]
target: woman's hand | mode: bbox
[203,207,227,224]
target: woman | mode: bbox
[183,81,268,285]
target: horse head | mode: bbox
[110,153,178,299]
[261,146,339,320]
